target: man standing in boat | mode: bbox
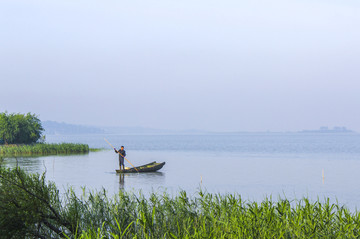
[114,146,126,170]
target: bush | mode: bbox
[0,112,44,144]
[0,166,75,238]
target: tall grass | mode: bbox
[70,191,360,238]
[1,165,360,238]
[0,143,89,156]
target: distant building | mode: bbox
[300,126,354,133]
[320,126,329,131]
[333,126,348,132]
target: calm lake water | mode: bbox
[3,133,360,210]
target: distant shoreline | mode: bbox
[42,120,357,135]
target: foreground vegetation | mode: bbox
[0,143,89,156]
[0,166,359,238]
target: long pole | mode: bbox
[104,138,139,172]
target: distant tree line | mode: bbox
[0,112,44,144]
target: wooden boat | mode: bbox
[116,161,165,173]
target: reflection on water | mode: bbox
[117,172,165,191]
[118,173,124,189]
[3,156,45,173]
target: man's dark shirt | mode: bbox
[117,149,126,158]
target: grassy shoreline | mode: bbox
[0,143,90,156]
[0,166,359,238]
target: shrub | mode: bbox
[0,112,44,144]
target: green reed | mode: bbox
[70,191,360,239]
[0,143,89,156]
[1,165,360,238]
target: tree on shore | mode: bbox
[0,112,44,144]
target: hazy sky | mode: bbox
[1,0,359,131]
